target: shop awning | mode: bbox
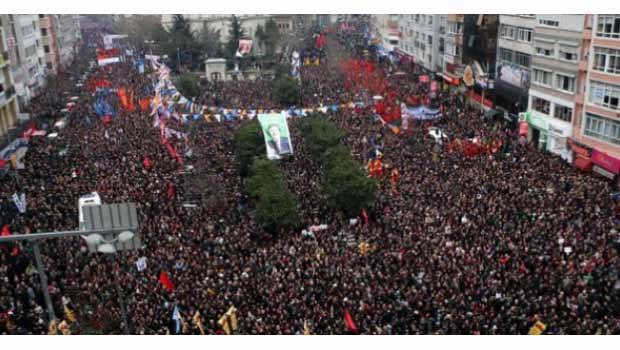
[574,156,592,172]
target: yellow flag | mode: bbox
[304,320,311,335]
[193,310,205,335]
[226,306,238,331]
[528,321,546,335]
[64,305,77,323]
[218,314,231,335]
[48,320,57,335]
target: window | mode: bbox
[533,68,552,86]
[596,15,620,39]
[455,45,461,56]
[553,104,573,122]
[415,15,419,23]
[46,62,53,70]
[584,113,620,145]
[593,47,620,75]
[517,27,532,42]
[428,35,432,46]
[589,80,620,111]
[535,46,554,57]
[539,19,560,27]
[532,96,551,114]
[515,52,531,68]
[555,74,575,93]
[44,45,50,53]
[499,47,514,62]
[39,14,45,19]
[559,48,578,62]
[501,25,516,39]
[428,16,433,25]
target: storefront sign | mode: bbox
[468,91,493,108]
[527,113,548,131]
[548,125,566,137]
[591,150,620,174]
[567,139,590,158]
[593,165,616,179]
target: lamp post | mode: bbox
[0,203,140,334]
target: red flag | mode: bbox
[11,244,20,257]
[1,225,10,237]
[101,116,112,124]
[167,183,176,200]
[143,156,152,169]
[159,271,175,291]
[344,309,358,333]
[361,209,369,226]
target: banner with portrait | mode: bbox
[258,113,294,160]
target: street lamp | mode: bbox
[82,229,136,334]
[0,203,140,334]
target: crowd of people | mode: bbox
[1,16,619,335]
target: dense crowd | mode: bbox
[1,17,620,335]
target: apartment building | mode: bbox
[0,15,46,107]
[526,15,584,162]
[494,15,535,114]
[38,15,81,75]
[570,14,620,185]
[398,14,447,73]
[0,19,19,139]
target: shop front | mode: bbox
[526,112,573,162]
[567,139,592,172]
[591,150,620,187]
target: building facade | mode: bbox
[0,14,46,108]
[38,15,81,75]
[494,15,535,114]
[0,19,19,139]
[526,15,584,162]
[571,14,620,184]
[398,14,446,73]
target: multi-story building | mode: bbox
[494,15,535,114]
[371,14,401,53]
[38,15,81,75]
[398,14,447,73]
[570,14,620,185]
[442,14,465,89]
[0,14,46,107]
[526,15,584,161]
[0,19,19,140]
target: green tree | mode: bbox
[166,15,202,71]
[323,153,376,217]
[245,159,299,231]
[273,76,300,107]
[298,115,344,159]
[234,121,266,177]
[255,19,281,58]
[175,73,200,99]
[197,21,223,58]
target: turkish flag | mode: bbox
[159,271,175,291]
[1,225,10,237]
[167,183,176,200]
[143,156,152,169]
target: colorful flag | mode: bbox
[193,310,205,335]
[48,320,58,335]
[172,306,181,334]
[344,309,358,333]
[528,320,546,335]
[58,320,71,335]
[143,156,152,169]
[159,271,175,291]
[136,257,147,272]
[64,305,77,323]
